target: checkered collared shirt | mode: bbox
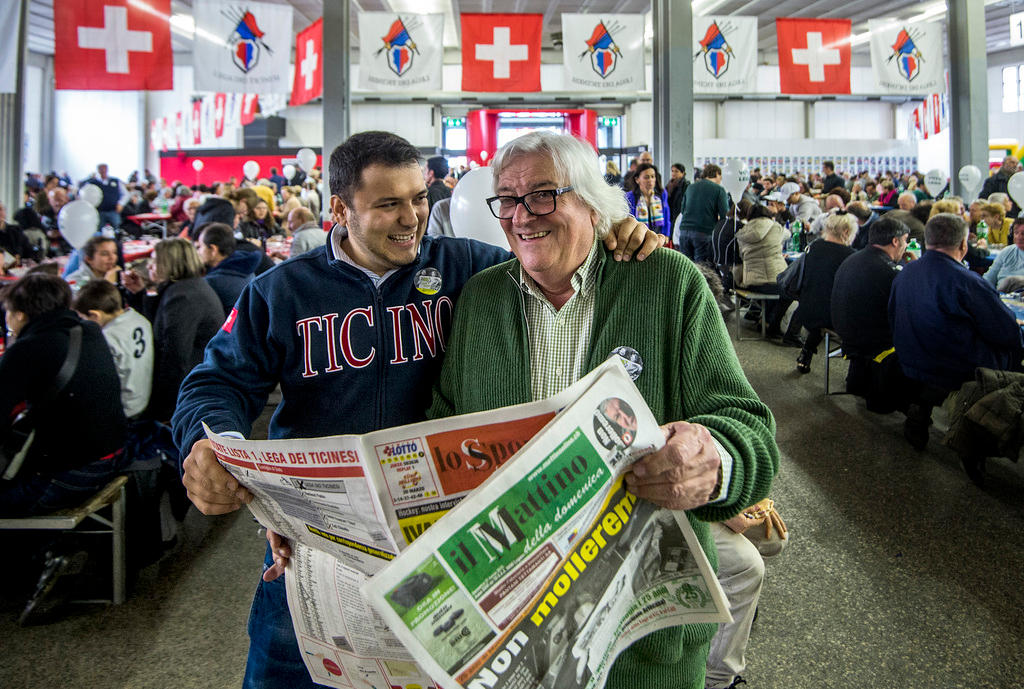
[520,237,602,401]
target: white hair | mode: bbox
[824,212,858,244]
[490,131,628,239]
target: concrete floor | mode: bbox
[2,333,1022,689]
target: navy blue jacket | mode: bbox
[205,250,262,317]
[889,250,1023,390]
[172,231,510,458]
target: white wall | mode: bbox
[988,54,1024,141]
[54,89,143,182]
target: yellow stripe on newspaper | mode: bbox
[305,525,396,560]
[530,482,637,626]
[397,512,443,546]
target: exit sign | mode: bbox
[1011,11,1024,47]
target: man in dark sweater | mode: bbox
[425,155,452,212]
[831,216,909,407]
[674,163,729,263]
[197,222,262,316]
[821,160,845,194]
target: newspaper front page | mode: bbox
[361,360,730,689]
[206,359,729,689]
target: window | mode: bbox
[1002,65,1024,113]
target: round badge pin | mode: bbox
[610,346,643,381]
[414,267,442,295]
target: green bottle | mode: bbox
[976,220,988,242]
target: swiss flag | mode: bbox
[290,19,323,106]
[214,93,227,138]
[54,0,172,90]
[776,18,851,95]
[461,14,542,92]
[240,94,260,126]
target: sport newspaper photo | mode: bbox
[205,359,729,689]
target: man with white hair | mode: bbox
[431,131,778,689]
[897,192,917,211]
[808,193,846,237]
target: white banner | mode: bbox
[561,14,645,90]
[358,13,444,91]
[692,15,757,94]
[193,0,294,93]
[869,19,944,95]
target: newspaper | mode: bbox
[360,360,730,689]
[205,359,729,689]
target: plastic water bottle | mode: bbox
[906,238,921,260]
[789,221,801,252]
[976,220,988,242]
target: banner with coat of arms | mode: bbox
[692,16,757,94]
[358,13,444,91]
[869,19,943,95]
[561,14,645,90]
[193,0,294,93]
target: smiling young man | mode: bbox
[171,131,662,688]
[64,235,119,288]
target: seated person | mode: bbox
[978,201,1007,245]
[0,274,127,516]
[64,235,120,288]
[984,218,1024,291]
[196,223,261,316]
[987,193,1015,244]
[794,212,857,373]
[831,216,910,409]
[286,207,328,255]
[73,280,154,419]
[889,213,1023,450]
[733,203,789,337]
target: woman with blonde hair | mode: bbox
[277,185,303,222]
[792,212,857,373]
[604,160,623,187]
[122,238,223,420]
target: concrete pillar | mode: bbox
[322,0,351,202]
[652,0,693,170]
[0,0,27,212]
[948,0,988,195]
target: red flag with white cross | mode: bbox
[290,19,323,106]
[461,13,542,92]
[54,0,172,90]
[776,17,851,95]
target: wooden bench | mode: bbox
[732,289,781,341]
[0,475,128,604]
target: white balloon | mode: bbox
[923,169,947,197]
[297,148,317,172]
[243,160,260,180]
[450,167,509,250]
[956,165,982,203]
[282,164,296,180]
[192,159,204,171]
[58,200,99,249]
[78,183,102,208]
[1008,171,1024,208]
[722,158,749,201]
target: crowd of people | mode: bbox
[1,139,1022,689]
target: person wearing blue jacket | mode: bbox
[170,131,662,689]
[889,213,1023,450]
[197,222,263,317]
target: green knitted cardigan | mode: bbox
[430,246,778,689]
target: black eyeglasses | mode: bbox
[486,186,574,219]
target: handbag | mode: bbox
[0,325,83,480]
[776,253,805,301]
[723,497,789,557]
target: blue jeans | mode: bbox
[243,544,329,688]
[98,210,121,232]
[677,229,713,265]
[0,450,126,517]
